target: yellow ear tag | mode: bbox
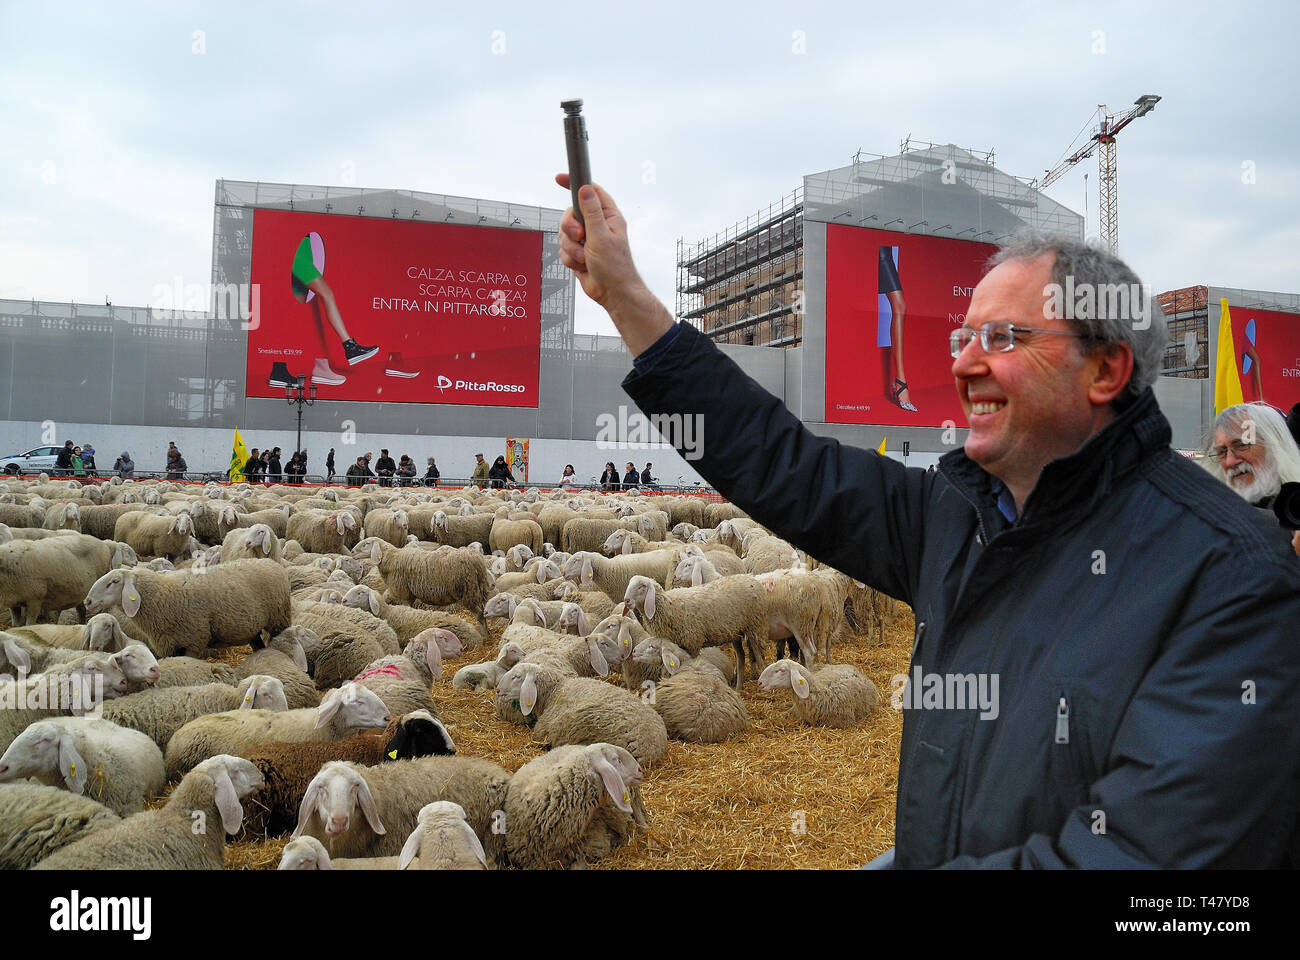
[244,695,252,703]
[623,792,630,802]
[388,749,398,759]
[797,678,805,685]
[129,595,137,602]
[69,762,76,776]
[669,660,677,667]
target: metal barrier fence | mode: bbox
[2,469,726,501]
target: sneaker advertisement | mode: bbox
[245,208,542,406]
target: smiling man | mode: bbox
[556,177,1300,869]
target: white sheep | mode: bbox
[220,522,282,562]
[0,715,165,815]
[0,534,136,626]
[494,660,667,765]
[103,675,288,747]
[398,800,487,870]
[622,574,769,691]
[451,660,503,691]
[757,659,882,728]
[114,511,195,561]
[0,783,122,869]
[163,681,392,780]
[277,835,406,870]
[292,756,512,864]
[83,559,292,658]
[504,743,648,869]
[32,755,264,869]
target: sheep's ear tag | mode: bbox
[388,748,398,759]
[244,695,252,703]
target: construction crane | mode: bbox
[1031,95,1161,254]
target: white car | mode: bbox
[1,445,62,475]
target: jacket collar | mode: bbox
[939,387,1171,529]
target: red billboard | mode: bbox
[1224,304,1300,411]
[825,224,997,426]
[246,209,542,406]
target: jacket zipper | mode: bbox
[1055,695,1070,744]
[910,619,927,664]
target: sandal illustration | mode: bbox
[889,378,918,412]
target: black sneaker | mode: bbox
[268,362,298,388]
[342,339,379,365]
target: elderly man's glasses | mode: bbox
[1207,440,1256,461]
[949,321,1093,359]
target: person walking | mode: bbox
[424,457,440,487]
[325,447,336,484]
[471,453,490,489]
[488,455,515,489]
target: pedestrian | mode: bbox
[599,461,618,491]
[259,450,271,485]
[396,455,416,486]
[561,464,577,488]
[488,455,515,489]
[166,448,187,480]
[243,448,261,483]
[285,452,305,484]
[640,462,656,488]
[71,446,86,478]
[113,451,134,479]
[471,453,490,489]
[424,457,440,486]
[268,447,283,484]
[326,447,336,483]
[81,442,97,476]
[557,177,1300,867]
[55,440,74,477]
[375,449,396,487]
[299,447,309,480]
[622,461,639,489]
[346,456,368,487]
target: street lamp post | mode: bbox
[285,376,317,461]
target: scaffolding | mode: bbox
[676,189,804,347]
[1157,286,1209,379]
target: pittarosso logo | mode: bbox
[434,375,526,394]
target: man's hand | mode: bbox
[555,174,674,356]
[1292,528,1300,558]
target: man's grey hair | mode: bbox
[1203,402,1300,486]
[990,233,1168,407]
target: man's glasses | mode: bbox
[949,321,1093,359]
[1207,440,1256,461]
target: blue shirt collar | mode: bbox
[991,479,1018,523]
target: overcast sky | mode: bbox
[1,1,1296,335]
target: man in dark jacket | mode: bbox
[640,462,655,488]
[243,448,261,483]
[326,448,335,483]
[268,447,282,484]
[622,462,639,488]
[346,456,368,487]
[55,441,74,476]
[555,178,1300,868]
[375,449,396,487]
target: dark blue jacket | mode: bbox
[624,322,1300,868]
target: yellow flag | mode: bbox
[876,437,887,455]
[1215,299,1245,414]
[229,428,250,482]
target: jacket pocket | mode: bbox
[1045,685,1096,814]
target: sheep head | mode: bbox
[758,659,810,699]
[295,761,385,839]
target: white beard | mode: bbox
[1226,459,1282,503]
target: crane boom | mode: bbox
[1031,95,1161,253]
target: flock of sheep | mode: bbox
[0,473,890,870]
